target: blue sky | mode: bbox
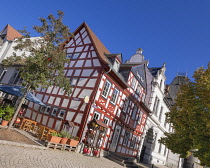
[1,0,209,84]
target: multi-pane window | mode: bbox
[9,69,22,84]
[131,106,138,120]
[39,106,46,113]
[103,117,109,125]
[130,135,136,148]
[58,109,66,118]
[51,107,58,116]
[93,112,100,120]
[66,53,80,59]
[158,107,163,122]
[123,131,130,146]
[122,99,129,113]
[102,81,111,98]
[45,106,51,113]
[110,88,119,104]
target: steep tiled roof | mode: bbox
[68,22,110,64]
[84,23,110,64]
[0,24,22,41]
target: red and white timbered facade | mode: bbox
[24,22,151,158]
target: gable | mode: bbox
[131,64,147,89]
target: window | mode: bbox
[103,117,109,125]
[58,109,66,118]
[153,96,160,115]
[152,133,157,151]
[39,106,46,113]
[45,106,51,113]
[130,135,136,148]
[160,79,163,89]
[0,68,7,82]
[102,81,111,98]
[164,115,167,127]
[131,106,138,120]
[136,84,141,95]
[158,107,163,122]
[93,112,100,120]
[123,131,130,146]
[51,107,58,116]
[137,111,142,124]
[113,59,120,72]
[122,99,129,113]
[158,143,162,153]
[164,145,167,156]
[66,53,80,59]
[9,69,22,84]
[70,77,78,86]
[110,88,119,104]
[131,78,136,89]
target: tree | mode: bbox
[160,63,210,166]
[2,11,73,129]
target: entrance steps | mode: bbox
[106,151,145,168]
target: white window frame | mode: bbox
[101,80,111,98]
[110,88,119,104]
[44,106,51,114]
[39,106,46,113]
[66,53,80,59]
[93,111,101,120]
[58,109,66,119]
[103,117,109,125]
[51,107,58,116]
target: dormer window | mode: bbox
[113,59,120,72]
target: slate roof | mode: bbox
[0,24,22,41]
[148,67,161,77]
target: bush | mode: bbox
[50,132,62,137]
[2,105,14,121]
[60,131,71,138]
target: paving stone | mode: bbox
[0,144,123,168]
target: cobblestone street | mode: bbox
[0,144,123,168]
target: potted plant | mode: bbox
[47,132,62,144]
[1,105,14,126]
[60,131,71,144]
[67,136,79,147]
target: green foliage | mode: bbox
[2,10,73,95]
[1,105,15,121]
[60,131,71,138]
[50,132,62,137]
[0,105,6,118]
[160,63,210,166]
[73,136,79,141]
